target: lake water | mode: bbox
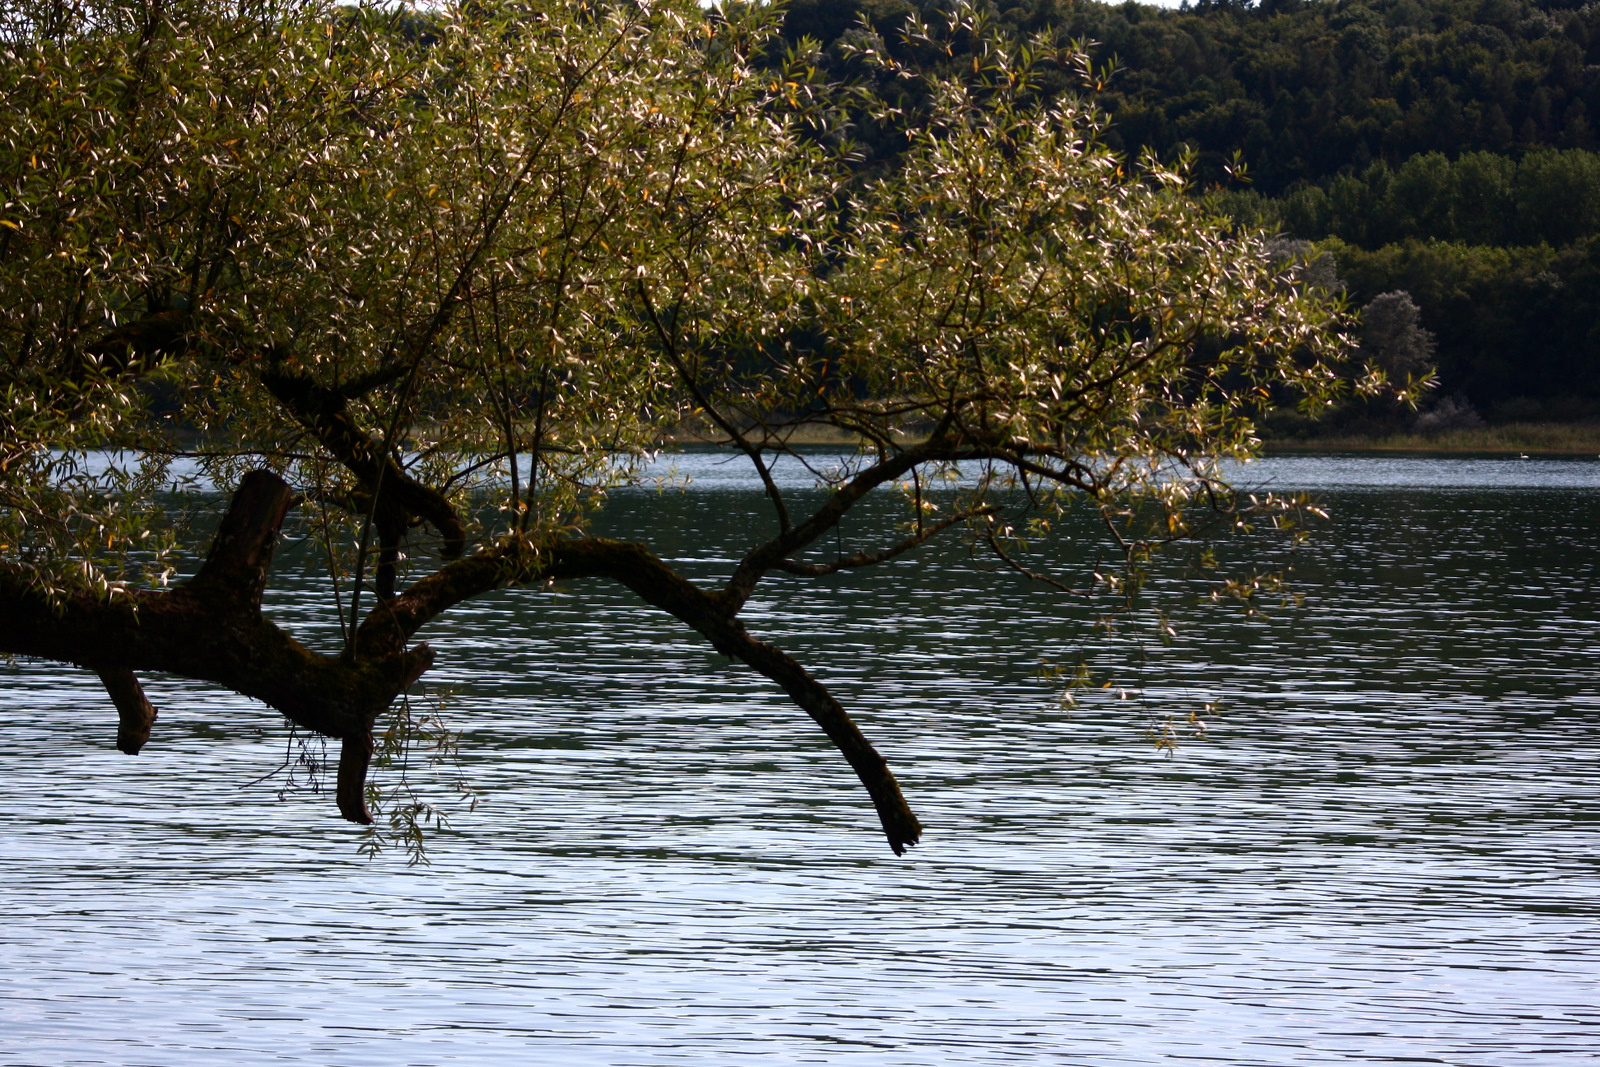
[2,453,1599,1066]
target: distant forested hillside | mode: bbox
[779,0,1600,427]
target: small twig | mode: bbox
[775,508,994,576]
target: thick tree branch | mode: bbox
[8,462,945,849]
[79,307,191,373]
[187,468,296,610]
[96,666,157,755]
[7,467,928,849]
[0,471,431,825]
[337,732,375,827]
[338,360,414,400]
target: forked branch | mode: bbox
[0,470,432,826]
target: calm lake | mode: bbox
[2,453,1599,1066]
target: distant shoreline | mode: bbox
[667,421,1600,456]
[1262,422,1600,456]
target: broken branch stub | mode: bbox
[186,469,297,612]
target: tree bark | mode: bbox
[0,470,429,825]
[96,666,157,755]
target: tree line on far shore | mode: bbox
[778,0,1600,428]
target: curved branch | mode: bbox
[370,535,923,852]
[724,625,923,854]
[545,539,922,854]
[354,546,531,656]
[258,365,467,562]
[725,438,986,605]
[982,527,1097,597]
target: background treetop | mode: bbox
[765,0,1600,425]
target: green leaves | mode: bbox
[1,0,803,580]
[2,0,1351,653]
[0,0,1364,856]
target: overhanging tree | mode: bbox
[0,0,1357,854]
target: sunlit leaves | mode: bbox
[2,0,1354,628]
[2,0,816,594]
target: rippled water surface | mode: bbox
[3,454,1599,1065]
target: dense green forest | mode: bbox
[778,0,1600,427]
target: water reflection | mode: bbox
[2,456,1598,1065]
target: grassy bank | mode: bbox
[1265,422,1600,455]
